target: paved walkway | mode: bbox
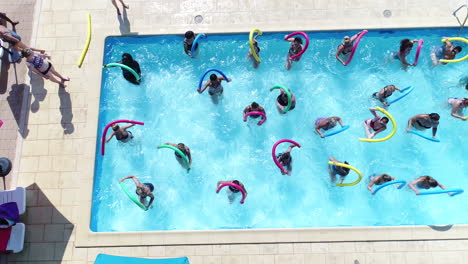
[2,0,468,263]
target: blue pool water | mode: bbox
[91,28,468,232]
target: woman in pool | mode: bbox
[277,144,298,175]
[393,39,419,68]
[448,98,468,120]
[119,176,154,210]
[216,180,247,204]
[367,174,396,194]
[406,113,440,139]
[106,123,135,143]
[21,48,70,88]
[431,38,463,66]
[243,101,265,119]
[328,156,350,184]
[335,30,366,65]
[408,176,446,195]
[314,116,344,138]
[372,85,401,107]
[363,107,389,139]
[158,142,192,170]
[276,88,296,113]
[247,34,260,68]
[104,53,141,85]
[285,36,303,70]
[198,73,232,104]
[183,30,196,57]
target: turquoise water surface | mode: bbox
[91,29,468,232]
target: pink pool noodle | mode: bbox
[344,30,368,66]
[0,120,3,128]
[101,120,144,156]
[216,183,247,204]
[243,111,267,126]
[271,139,301,174]
[412,39,424,66]
[285,32,310,60]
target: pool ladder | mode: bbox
[453,4,468,36]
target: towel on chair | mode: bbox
[0,202,19,226]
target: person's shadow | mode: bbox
[58,88,74,134]
[118,8,137,36]
[29,72,47,113]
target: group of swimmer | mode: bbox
[105,30,467,208]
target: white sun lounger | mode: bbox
[0,187,26,215]
[5,223,25,253]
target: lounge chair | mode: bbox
[94,254,190,264]
[5,223,24,253]
[0,188,25,215]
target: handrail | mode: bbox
[453,5,468,36]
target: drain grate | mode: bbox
[383,9,392,18]
[194,15,203,24]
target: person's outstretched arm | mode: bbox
[198,80,210,93]
[369,107,380,119]
[159,142,177,148]
[315,125,324,138]
[335,45,346,65]
[408,178,423,195]
[106,132,115,143]
[216,181,230,188]
[218,76,231,82]
[122,123,135,130]
[367,177,377,194]
[335,117,344,127]
[185,147,192,165]
[119,175,136,183]
[432,125,438,138]
[284,144,297,154]
[146,193,155,209]
[407,116,416,132]
[451,103,466,120]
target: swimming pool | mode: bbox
[91,28,467,232]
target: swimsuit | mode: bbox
[340,43,353,55]
[315,118,334,130]
[369,119,386,131]
[208,82,223,96]
[28,55,52,75]
[117,131,133,143]
[416,120,431,129]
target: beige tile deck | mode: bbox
[1,0,468,263]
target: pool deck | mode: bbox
[2,0,468,263]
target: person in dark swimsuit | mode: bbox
[103,53,141,85]
[276,88,296,113]
[247,35,261,68]
[199,73,232,104]
[277,144,298,175]
[106,123,135,143]
[285,36,303,70]
[314,116,344,138]
[363,107,389,139]
[393,38,419,68]
[406,113,439,139]
[431,38,462,66]
[216,180,248,203]
[243,101,265,120]
[409,176,447,195]
[335,30,365,65]
[21,48,70,88]
[159,142,192,170]
[367,174,396,194]
[119,176,154,210]
[328,156,350,184]
[183,30,196,57]
[372,85,401,106]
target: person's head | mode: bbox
[400,39,413,52]
[251,102,259,109]
[381,174,392,182]
[343,36,350,44]
[329,117,337,127]
[177,143,186,151]
[454,46,462,54]
[429,113,440,121]
[337,161,350,176]
[20,48,32,58]
[229,180,241,192]
[185,31,194,39]
[280,152,291,164]
[294,37,303,44]
[210,74,218,81]
[111,124,120,131]
[381,117,389,124]
[423,176,438,188]
[122,53,134,64]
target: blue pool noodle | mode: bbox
[191,33,206,58]
[197,68,229,91]
[323,125,350,138]
[387,86,413,105]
